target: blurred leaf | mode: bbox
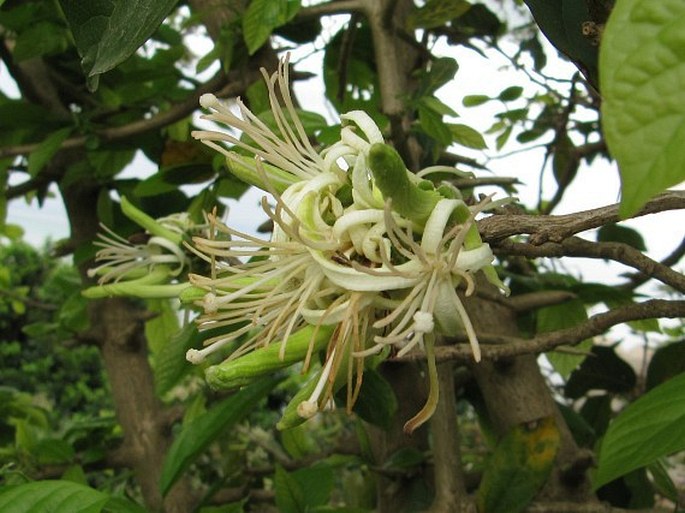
[34,438,75,465]
[160,376,281,495]
[349,369,397,431]
[419,96,458,117]
[597,224,647,251]
[145,299,180,356]
[59,293,90,332]
[495,126,512,150]
[13,21,69,61]
[600,0,685,217]
[415,57,458,97]
[462,94,490,107]
[594,372,685,489]
[154,323,202,397]
[498,86,523,102]
[0,480,109,513]
[418,105,452,146]
[383,447,426,471]
[476,416,560,513]
[243,0,300,55]
[646,339,685,390]
[102,496,149,513]
[538,299,590,378]
[580,394,612,438]
[59,0,178,89]
[449,123,487,150]
[274,464,305,513]
[27,127,72,177]
[566,346,636,399]
[648,459,679,504]
[407,0,471,30]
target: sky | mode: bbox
[3,10,683,290]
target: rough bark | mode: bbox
[464,287,595,503]
[60,169,196,513]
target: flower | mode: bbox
[83,197,197,299]
[189,56,511,432]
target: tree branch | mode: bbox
[495,236,685,293]
[621,235,685,290]
[0,70,230,161]
[479,190,685,244]
[397,299,685,363]
[297,0,364,18]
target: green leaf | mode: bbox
[407,0,471,29]
[58,0,178,88]
[145,299,179,356]
[645,339,685,390]
[524,0,599,87]
[538,299,590,378]
[27,127,73,177]
[596,223,647,251]
[462,94,490,107]
[565,345,636,399]
[498,86,524,102]
[243,0,301,55]
[418,105,452,146]
[448,123,488,150]
[600,0,685,217]
[348,369,397,431]
[477,416,560,513]
[274,464,305,513]
[154,323,201,397]
[594,372,685,488]
[13,21,70,61]
[160,376,281,495]
[0,480,109,513]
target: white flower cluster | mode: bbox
[187,56,510,431]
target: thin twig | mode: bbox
[396,299,685,363]
[495,236,685,293]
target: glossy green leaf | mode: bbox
[594,372,685,488]
[600,0,685,217]
[0,480,109,513]
[59,0,178,88]
[160,376,281,495]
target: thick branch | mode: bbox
[398,299,685,363]
[495,236,685,293]
[479,190,685,244]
